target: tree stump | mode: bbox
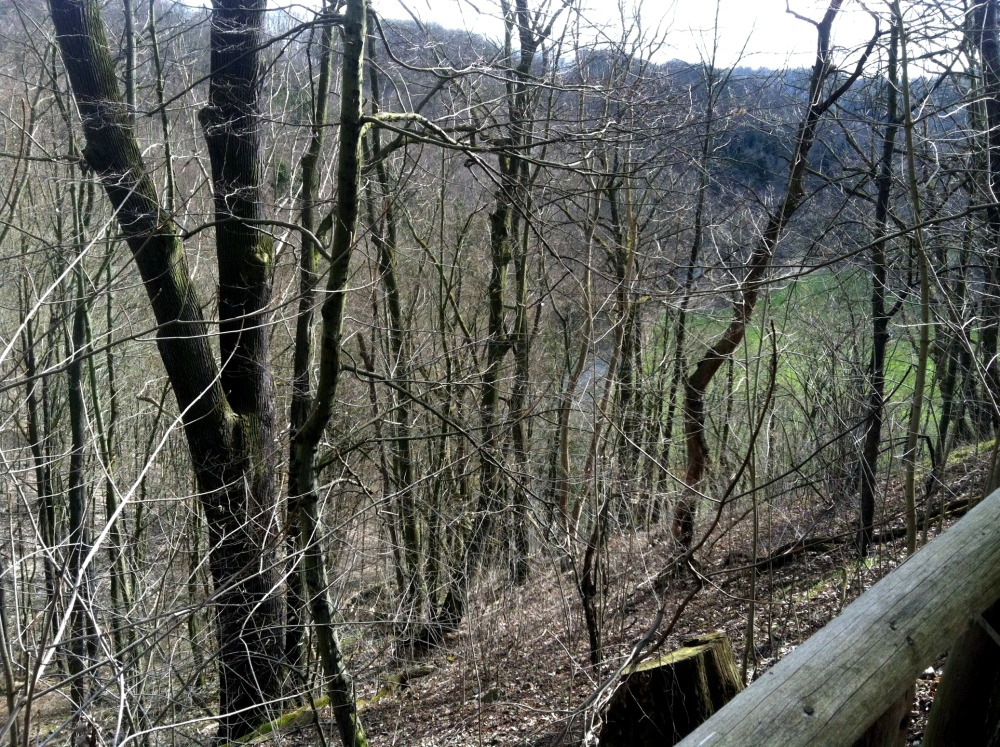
[601,632,743,746]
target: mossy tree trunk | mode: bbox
[289,0,369,743]
[49,0,282,740]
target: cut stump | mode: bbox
[601,632,743,746]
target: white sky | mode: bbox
[372,0,882,68]
[173,0,905,69]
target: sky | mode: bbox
[171,0,885,69]
[370,0,881,68]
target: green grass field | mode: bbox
[675,265,944,443]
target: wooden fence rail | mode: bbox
[677,487,1000,747]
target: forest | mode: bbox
[2,0,1000,744]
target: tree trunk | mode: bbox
[48,1,282,740]
[975,0,1000,430]
[858,20,899,556]
[364,40,425,628]
[67,258,94,743]
[285,0,337,678]
[675,0,872,550]
[289,0,369,743]
[20,277,57,608]
[896,0,932,556]
[441,0,544,628]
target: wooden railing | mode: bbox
[677,488,1000,746]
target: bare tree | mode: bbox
[48,0,287,739]
[673,0,876,551]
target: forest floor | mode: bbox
[267,447,990,747]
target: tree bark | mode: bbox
[602,633,743,746]
[974,0,1000,429]
[364,39,425,630]
[67,256,94,741]
[896,0,931,556]
[441,0,545,627]
[285,0,337,678]
[290,0,369,743]
[48,0,281,740]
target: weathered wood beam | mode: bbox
[677,487,1000,747]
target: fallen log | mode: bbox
[676,487,1000,747]
[749,496,972,573]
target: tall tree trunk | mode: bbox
[977,0,1000,429]
[607,176,641,524]
[199,2,285,737]
[285,0,337,678]
[673,0,872,549]
[925,4,1000,741]
[290,0,369,743]
[441,0,551,628]
[67,259,94,745]
[658,54,722,523]
[48,1,282,739]
[857,20,899,556]
[897,0,932,556]
[508,183,534,585]
[21,278,57,608]
[364,39,425,628]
